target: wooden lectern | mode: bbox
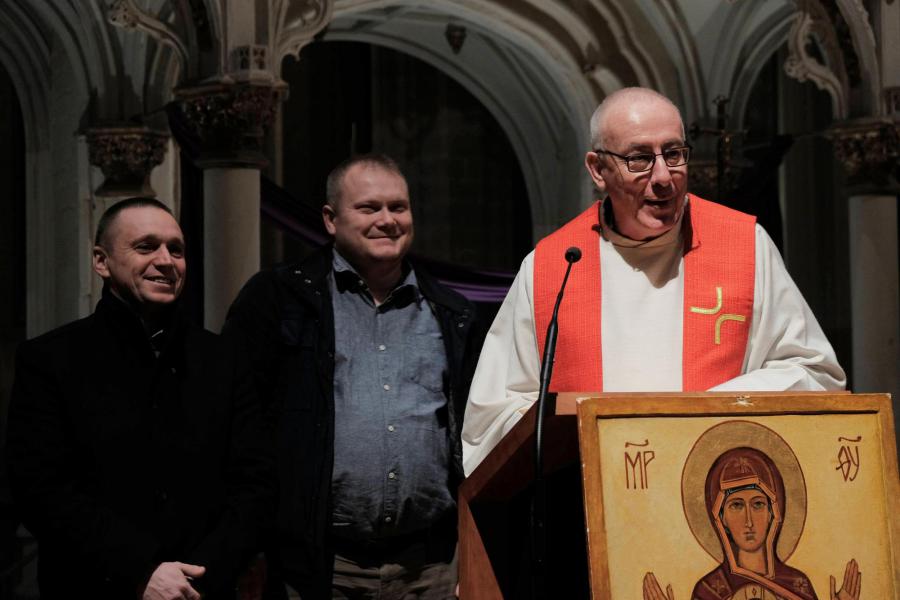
[458,392,900,599]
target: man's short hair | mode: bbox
[589,87,684,149]
[325,154,405,209]
[94,196,174,247]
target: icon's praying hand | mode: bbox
[830,558,861,600]
[643,572,675,600]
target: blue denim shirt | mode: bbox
[329,250,454,541]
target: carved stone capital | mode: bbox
[225,45,280,86]
[231,45,268,73]
[175,81,286,169]
[825,118,900,189]
[85,126,169,197]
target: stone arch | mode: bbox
[771,0,881,121]
[132,2,191,115]
[833,0,881,116]
[23,1,133,120]
[0,3,57,336]
[629,0,708,123]
[324,0,679,239]
[199,0,227,76]
[674,0,882,130]
[729,5,798,130]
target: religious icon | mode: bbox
[642,425,861,600]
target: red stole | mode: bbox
[533,195,755,392]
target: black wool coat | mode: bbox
[222,246,481,599]
[6,293,276,599]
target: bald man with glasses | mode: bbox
[462,87,845,473]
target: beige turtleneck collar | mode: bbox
[599,196,689,288]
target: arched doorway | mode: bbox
[0,63,26,375]
[279,41,532,272]
[0,60,26,596]
[323,1,604,240]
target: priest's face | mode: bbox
[584,95,688,241]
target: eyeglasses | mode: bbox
[594,144,692,173]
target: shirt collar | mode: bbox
[331,249,422,305]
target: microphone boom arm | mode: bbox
[531,246,581,598]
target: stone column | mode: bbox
[261,100,286,268]
[847,194,898,387]
[177,81,284,331]
[201,167,260,330]
[827,118,899,416]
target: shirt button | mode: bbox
[387,425,395,432]
[378,344,386,351]
[388,472,396,480]
[383,384,391,391]
[385,516,393,523]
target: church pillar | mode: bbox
[827,119,899,400]
[201,167,260,331]
[847,194,898,384]
[177,82,284,331]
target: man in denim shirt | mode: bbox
[223,155,480,599]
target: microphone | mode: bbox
[531,246,581,598]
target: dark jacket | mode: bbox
[6,293,275,599]
[221,246,480,599]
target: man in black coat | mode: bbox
[6,197,275,600]
[222,155,480,599]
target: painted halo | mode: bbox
[681,420,807,562]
